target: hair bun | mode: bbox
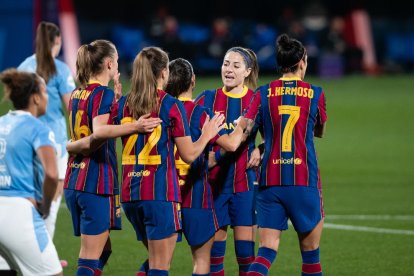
[277,33,291,50]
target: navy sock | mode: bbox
[95,249,112,274]
[137,259,149,276]
[301,248,322,276]
[235,240,255,275]
[76,258,99,276]
[247,247,277,276]
[147,269,168,276]
[210,240,226,275]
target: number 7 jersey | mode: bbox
[113,90,191,203]
[245,77,327,188]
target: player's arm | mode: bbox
[36,145,58,218]
[175,114,225,164]
[215,116,247,152]
[62,93,71,111]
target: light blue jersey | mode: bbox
[0,111,56,199]
[18,54,75,154]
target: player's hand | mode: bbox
[233,116,247,130]
[247,147,261,168]
[113,72,122,101]
[202,114,225,140]
[37,200,51,219]
[134,113,163,133]
[208,151,217,169]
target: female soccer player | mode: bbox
[194,46,260,276]
[165,58,247,276]
[114,47,224,276]
[64,39,148,275]
[244,33,327,276]
[0,69,62,275]
[18,21,76,239]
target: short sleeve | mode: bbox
[170,101,191,138]
[317,91,327,124]
[91,88,115,119]
[32,123,56,151]
[194,91,206,106]
[57,63,76,96]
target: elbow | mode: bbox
[181,155,195,164]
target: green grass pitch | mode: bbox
[1,74,413,275]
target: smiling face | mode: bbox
[221,51,251,91]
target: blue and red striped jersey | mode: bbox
[175,98,225,209]
[195,86,257,194]
[64,82,118,195]
[114,90,191,203]
[245,77,327,188]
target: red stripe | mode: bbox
[239,272,249,276]
[237,256,255,265]
[247,272,265,276]
[210,256,225,265]
[302,263,322,274]
[267,81,282,186]
[254,256,271,269]
[136,272,146,276]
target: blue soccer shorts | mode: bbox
[122,200,182,241]
[64,189,110,236]
[182,207,219,246]
[256,186,324,233]
[213,190,256,228]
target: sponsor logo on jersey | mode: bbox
[69,162,86,169]
[272,158,302,165]
[128,170,151,177]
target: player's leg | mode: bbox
[191,236,214,276]
[75,191,112,276]
[210,193,231,276]
[248,187,288,275]
[285,187,324,276]
[298,220,324,276]
[182,207,218,275]
[231,191,256,275]
[147,233,177,274]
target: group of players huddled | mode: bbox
[0,20,327,276]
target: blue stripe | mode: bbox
[281,81,296,185]
[31,207,49,252]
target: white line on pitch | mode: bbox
[325,215,414,221]
[324,223,414,235]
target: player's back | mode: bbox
[252,77,327,188]
[64,82,117,195]
[115,90,190,203]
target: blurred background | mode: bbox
[0,0,413,77]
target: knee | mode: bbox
[300,240,320,251]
